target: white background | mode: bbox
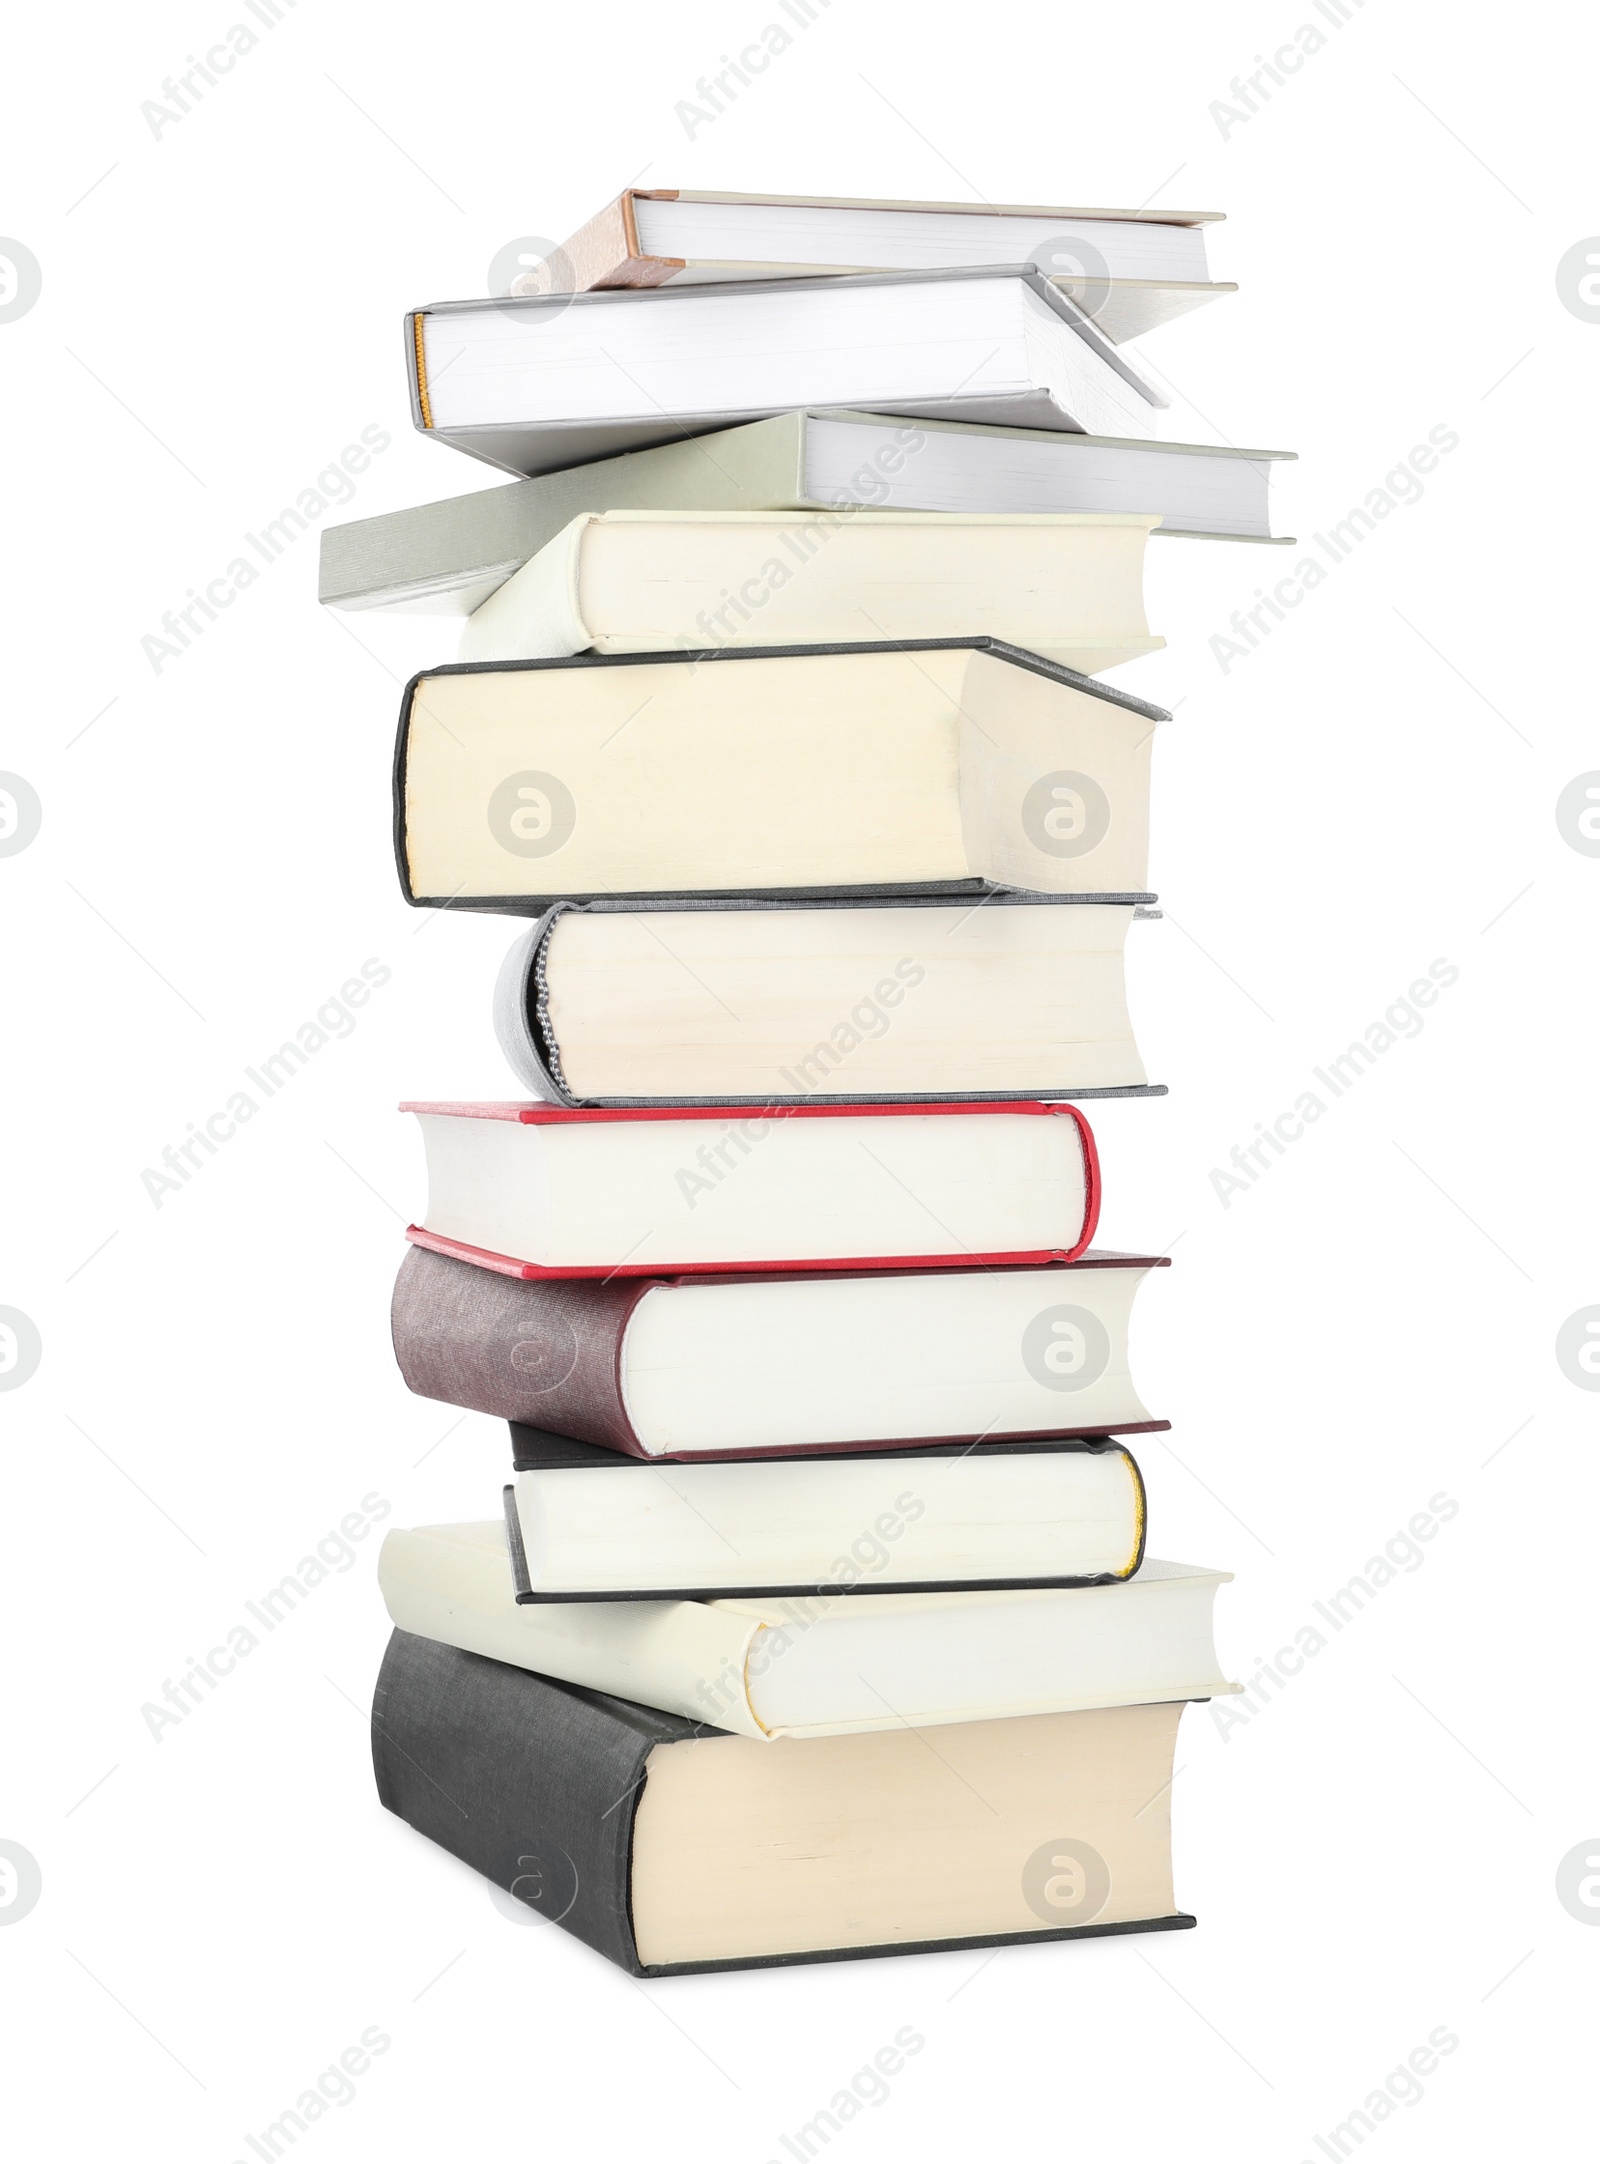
[3,1,1596,2156]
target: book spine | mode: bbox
[563,190,680,291]
[491,909,572,1102]
[393,678,418,904]
[390,1245,651,1451]
[408,312,431,431]
[378,1527,769,1731]
[371,1630,652,1971]
[457,517,593,664]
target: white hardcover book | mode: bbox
[410,268,1169,478]
[457,509,1162,672]
[546,187,1235,345]
[491,899,1153,1105]
[397,640,1169,910]
[379,1522,1239,1740]
[319,411,1294,620]
[403,1099,1099,1277]
[502,1439,1147,1599]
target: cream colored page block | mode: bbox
[535,1111,1086,1267]
[958,649,1156,893]
[574,511,1156,654]
[620,1265,1153,1453]
[546,903,1143,1096]
[742,1566,1232,1734]
[1027,639,1165,675]
[415,1108,1090,1268]
[630,1700,1182,1964]
[403,650,971,896]
[521,1448,1139,1590]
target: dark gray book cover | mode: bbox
[372,1628,698,1973]
[371,1629,1196,1976]
[392,633,1169,915]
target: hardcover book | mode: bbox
[541,186,1234,345]
[490,896,1157,1106]
[377,1525,1237,1737]
[402,1098,1101,1277]
[406,267,1166,477]
[394,638,1168,912]
[456,508,1162,671]
[499,1434,1146,1600]
[392,1243,1166,1456]
[319,410,1293,617]
[373,1628,1199,1973]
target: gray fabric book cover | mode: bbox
[319,409,1296,613]
[372,1628,698,1973]
[492,893,1164,1108]
[318,412,813,613]
[371,1629,1196,1976]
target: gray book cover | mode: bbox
[320,413,813,612]
[371,1629,1196,1976]
[493,893,1164,1107]
[321,409,1295,613]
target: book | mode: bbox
[491,898,1156,1106]
[319,412,1294,617]
[373,1627,1198,1974]
[377,1525,1236,1738]
[500,1434,1146,1599]
[394,1244,1166,1457]
[407,268,1167,477]
[394,638,1168,912]
[542,187,1234,346]
[403,1099,1101,1278]
[456,509,1163,672]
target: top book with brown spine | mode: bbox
[530,187,1233,345]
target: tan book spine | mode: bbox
[556,189,685,292]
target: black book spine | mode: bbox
[372,1632,1201,1976]
[371,1630,712,1975]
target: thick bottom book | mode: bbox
[373,1630,1197,1975]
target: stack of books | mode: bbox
[325,187,1286,1977]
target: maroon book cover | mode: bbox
[391,1244,1169,1461]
